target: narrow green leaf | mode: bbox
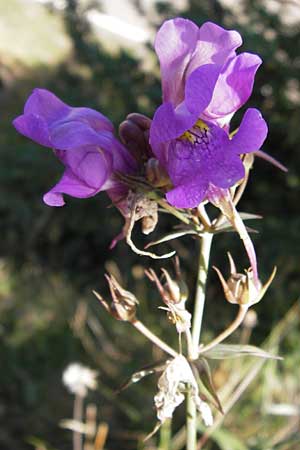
[117,359,168,393]
[215,223,259,234]
[202,344,282,360]
[192,359,224,414]
[145,228,198,248]
[239,212,263,220]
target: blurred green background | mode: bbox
[0,0,299,449]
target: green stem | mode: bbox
[186,232,213,450]
[158,419,172,450]
[191,233,213,350]
[186,390,197,450]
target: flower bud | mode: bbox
[118,113,152,163]
[93,274,138,322]
[213,253,276,307]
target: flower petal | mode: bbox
[50,122,109,150]
[230,108,268,154]
[208,153,245,188]
[150,64,220,147]
[186,21,242,78]
[58,147,113,190]
[13,113,52,147]
[155,18,199,104]
[150,102,197,148]
[65,107,113,132]
[166,179,208,209]
[24,88,113,132]
[206,53,262,119]
[44,146,113,206]
[24,88,69,124]
[14,89,114,149]
[43,169,98,207]
[106,137,137,173]
[185,64,220,114]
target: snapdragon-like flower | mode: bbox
[13,89,136,206]
[150,18,268,208]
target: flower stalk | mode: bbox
[198,305,249,355]
[132,319,178,358]
[186,231,214,450]
[186,390,197,450]
[191,233,214,351]
[158,419,172,450]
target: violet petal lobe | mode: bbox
[24,88,113,132]
[205,52,262,119]
[155,18,199,105]
[150,102,196,149]
[185,64,220,114]
[59,147,113,190]
[165,138,210,208]
[43,169,100,207]
[24,88,69,124]
[229,108,268,154]
[13,113,52,147]
[166,180,208,209]
[186,21,242,78]
[43,148,113,206]
[13,88,114,150]
[50,121,107,150]
[65,107,113,133]
[208,153,245,188]
[150,64,220,148]
[107,137,137,173]
[164,121,249,208]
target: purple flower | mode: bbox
[150,18,268,208]
[13,89,136,206]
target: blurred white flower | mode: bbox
[154,355,213,426]
[63,363,98,397]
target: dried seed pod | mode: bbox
[94,274,138,322]
[213,252,276,306]
[145,262,190,333]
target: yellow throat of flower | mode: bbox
[180,119,209,143]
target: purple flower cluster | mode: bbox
[13,18,267,211]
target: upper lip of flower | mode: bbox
[154,18,262,122]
